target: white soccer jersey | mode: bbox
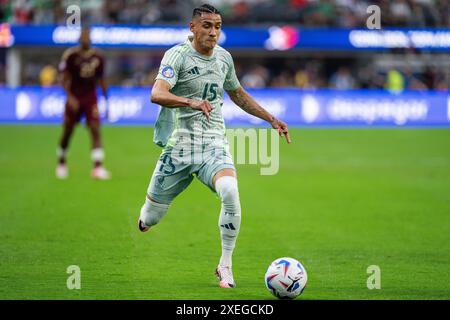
[153,36,241,148]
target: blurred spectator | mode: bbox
[39,64,57,87]
[403,67,427,90]
[385,69,405,92]
[33,0,55,25]
[140,3,162,25]
[228,1,250,24]
[437,0,450,27]
[422,66,438,89]
[290,0,308,9]
[118,1,142,24]
[0,62,5,85]
[390,0,412,26]
[294,68,312,88]
[241,65,269,88]
[23,61,41,85]
[330,66,356,89]
[356,64,374,89]
[104,0,121,24]
[410,1,427,28]
[12,0,33,24]
[303,0,336,27]
[270,70,294,87]
[435,71,449,91]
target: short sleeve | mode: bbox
[155,48,183,89]
[223,53,241,91]
[59,50,73,73]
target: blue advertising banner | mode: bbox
[0,87,449,127]
[4,24,450,51]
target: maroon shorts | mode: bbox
[64,97,100,126]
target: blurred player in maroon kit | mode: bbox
[56,26,111,180]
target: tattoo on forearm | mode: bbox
[231,88,270,120]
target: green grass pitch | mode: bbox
[0,125,449,300]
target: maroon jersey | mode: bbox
[59,47,104,101]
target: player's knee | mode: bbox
[88,124,100,134]
[215,176,239,205]
[64,119,76,130]
[140,196,171,227]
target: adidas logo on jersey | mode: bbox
[187,66,200,75]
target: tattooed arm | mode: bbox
[226,86,291,143]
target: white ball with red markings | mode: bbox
[265,257,307,299]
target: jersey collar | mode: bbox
[186,36,216,61]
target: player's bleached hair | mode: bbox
[192,4,220,18]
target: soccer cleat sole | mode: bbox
[91,174,111,180]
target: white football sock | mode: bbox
[220,249,233,267]
[91,148,105,163]
[139,197,170,227]
[57,147,67,160]
[215,176,241,267]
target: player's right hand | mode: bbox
[188,99,212,121]
[67,94,80,111]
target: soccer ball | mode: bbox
[265,257,307,299]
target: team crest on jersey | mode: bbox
[161,66,175,78]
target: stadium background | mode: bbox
[0,0,449,300]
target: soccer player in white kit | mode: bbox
[138,4,291,288]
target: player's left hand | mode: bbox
[270,117,291,144]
